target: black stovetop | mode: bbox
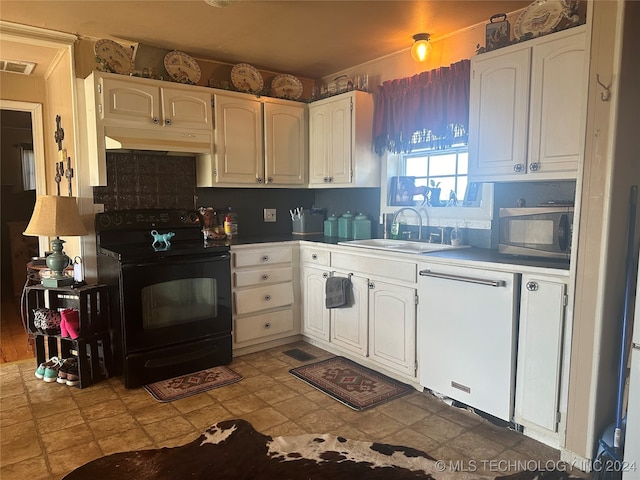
[95,208,230,263]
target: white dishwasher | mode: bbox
[418,263,519,421]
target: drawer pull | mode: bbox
[261,274,269,281]
[264,294,271,301]
[311,253,318,260]
[262,255,269,262]
[264,322,271,329]
[165,118,172,126]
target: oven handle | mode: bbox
[124,253,230,269]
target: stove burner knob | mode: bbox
[97,215,111,228]
[112,214,123,226]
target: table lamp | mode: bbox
[23,195,88,287]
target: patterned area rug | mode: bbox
[63,418,583,480]
[289,356,412,410]
[143,366,242,402]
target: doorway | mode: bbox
[0,102,45,363]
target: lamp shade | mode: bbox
[23,195,88,237]
[411,33,432,62]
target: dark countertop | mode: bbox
[217,234,570,271]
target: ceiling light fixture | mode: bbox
[410,33,432,62]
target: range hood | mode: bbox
[103,125,212,155]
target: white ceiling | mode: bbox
[0,0,530,79]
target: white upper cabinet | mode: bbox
[308,91,380,188]
[197,90,307,187]
[468,27,587,181]
[83,71,213,186]
[98,75,212,129]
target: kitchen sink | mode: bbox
[337,239,470,254]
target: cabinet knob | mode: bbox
[152,117,160,125]
[529,162,540,172]
[261,274,269,281]
[328,176,333,183]
[513,163,524,173]
[264,294,271,301]
[262,255,269,262]
[267,177,273,183]
[322,272,329,279]
[368,282,375,289]
[323,176,329,182]
[264,322,271,329]
[257,177,264,183]
[165,118,172,126]
[311,253,318,260]
[526,281,539,291]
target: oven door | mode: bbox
[120,254,231,353]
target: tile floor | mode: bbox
[0,340,590,480]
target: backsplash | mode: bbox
[93,151,381,238]
[93,152,197,211]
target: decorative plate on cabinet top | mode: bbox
[94,39,132,74]
[164,50,201,84]
[271,74,303,100]
[230,63,264,93]
[514,0,565,39]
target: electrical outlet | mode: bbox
[264,208,277,222]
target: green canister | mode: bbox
[323,214,338,237]
[337,211,354,238]
[352,213,372,239]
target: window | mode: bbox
[403,145,468,206]
[20,144,36,191]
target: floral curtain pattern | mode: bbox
[373,59,470,154]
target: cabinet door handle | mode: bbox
[257,177,264,183]
[267,177,273,183]
[322,272,329,278]
[323,176,329,182]
[152,117,160,125]
[165,118,172,126]
[529,162,540,172]
[368,282,375,289]
[264,322,271,329]
[261,274,269,281]
[264,294,271,301]
[262,255,269,262]
[526,281,539,291]
[311,253,318,260]
[419,269,506,287]
[513,163,524,173]
[328,176,333,182]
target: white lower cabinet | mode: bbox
[231,244,299,351]
[369,280,417,378]
[301,245,417,381]
[514,273,568,438]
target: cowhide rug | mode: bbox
[63,419,580,479]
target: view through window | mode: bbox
[403,145,468,206]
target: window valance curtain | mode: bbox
[373,59,470,154]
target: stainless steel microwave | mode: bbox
[499,206,574,259]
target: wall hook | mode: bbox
[596,74,611,102]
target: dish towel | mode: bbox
[325,275,351,309]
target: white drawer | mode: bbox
[301,248,330,266]
[234,282,294,315]
[233,248,292,268]
[234,266,293,288]
[234,308,295,343]
[331,252,417,282]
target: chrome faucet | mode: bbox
[391,207,423,240]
